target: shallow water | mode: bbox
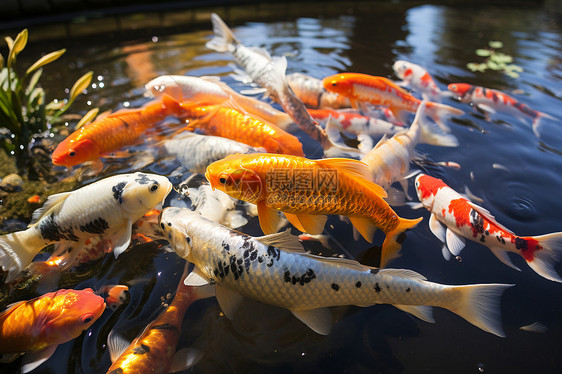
[2,1,562,373]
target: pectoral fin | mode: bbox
[445,228,465,256]
[349,216,376,243]
[291,308,333,335]
[112,221,133,258]
[107,330,131,363]
[184,267,211,286]
[257,201,281,235]
[215,284,243,320]
[429,214,446,243]
[21,345,58,373]
[490,247,521,271]
[169,347,204,373]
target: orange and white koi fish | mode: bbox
[415,174,562,282]
[106,265,212,373]
[0,288,105,373]
[322,73,464,129]
[447,83,556,137]
[286,73,351,109]
[206,13,359,157]
[361,102,457,198]
[145,75,293,130]
[205,153,422,266]
[52,94,187,168]
[161,208,512,337]
[393,60,444,102]
[99,285,129,310]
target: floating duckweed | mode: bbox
[467,40,523,78]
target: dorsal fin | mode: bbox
[292,252,370,272]
[315,158,387,198]
[255,229,304,252]
[466,201,515,235]
[29,192,71,227]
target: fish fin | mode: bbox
[445,228,466,256]
[224,210,249,229]
[445,283,513,337]
[405,202,424,210]
[49,240,81,271]
[424,101,464,130]
[378,268,427,281]
[283,212,327,235]
[21,344,58,373]
[0,233,40,282]
[192,284,216,300]
[532,111,557,138]
[268,56,288,95]
[390,108,411,124]
[489,246,520,271]
[107,330,130,363]
[297,253,369,272]
[385,186,406,207]
[524,232,562,283]
[429,214,446,243]
[247,46,273,59]
[466,201,515,235]
[239,87,268,96]
[394,304,435,323]
[169,347,204,373]
[462,186,484,204]
[184,267,211,286]
[0,353,22,363]
[215,284,243,320]
[291,308,332,335]
[415,101,459,147]
[0,301,25,317]
[112,222,133,258]
[476,103,496,115]
[380,216,423,267]
[441,243,451,261]
[314,158,376,185]
[324,115,343,142]
[255,229,304,252]
[257,201,281,235]
[29,191,71,226]
[519,322,548,333]
[206,13,239,53]
[348,216,376,243]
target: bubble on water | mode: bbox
[123,101,130,108]
[455,256,462,262]
[477,363,485,372]
[99,82,105,88]
[152,36,159,42]
[91,83,97,89]
[97,75,104,81]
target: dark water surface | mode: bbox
[2,1,562,373]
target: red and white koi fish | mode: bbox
[415,174,562,283]
[286,73,351,109]
[99,285,129,310]
[393,60,444,102]
[323,73,464,130]
[447,83,556,137]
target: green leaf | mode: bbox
[486,60,504,70]
[475,49,491,57]
[0,53,3,70]
[505,64,524,73]
[75,107,99,129]
[25,68,42,97]
[25,49,65,76]
[491,52,513,64]
[69,71,93,103]
[467,62,480,71]
[488,40,503,49]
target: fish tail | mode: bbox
[415,101,459,147]
[444,283,513,337]
[523,232,562,282]
[381,216,423,267]
[531,111,557,138]
[0,232,40,283]
[424,101,464,131]
[206,13,238,53]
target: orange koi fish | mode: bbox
[99,285,129,311]
[205,153,422,266]
[106,266,212,373]
[52,94,187,168]
[415,174,562,282]
[0,288,105,373]
[179,103,305,156]
[322,73,463,129]
[447,83,556,136]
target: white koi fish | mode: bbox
[286,73,351,109]
[393,60,445,102]
[361,102,457,198]
[160,207,512,337]
[415,173,562,282]
[164,131,265,174]
[206,13,359,157]
[0,172,172,282]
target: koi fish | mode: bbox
[164,131,265,174]
[145,75,293,130]
[160,207,512,337]
[0,288,105,373]
[106,265,212,373]
[52,94,187,169]
[393,60,444,102]
[205,153,422,266]
[179,103,305,156]
[0,172,172,282]
[322,73,464,129]
[99,285,129,310]
[206,13,359,156]
[361,102,457,198]
[415,174,562,282]
[286,73,351,109]
[447,83,555,137]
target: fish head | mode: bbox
[415,174,447,209]
[42,288,105,340]
[392,60,412,79]
[205,155,264,203]
[119,173,173,217]
[159,207,199,260]
[322,74,354,97]
[52,136,100,167]
[447,83,473,100]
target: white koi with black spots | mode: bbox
[0,172,172,282]
[160,207,512,337]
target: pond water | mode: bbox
[2,1,562,373]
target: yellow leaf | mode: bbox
[12,29,28,55]
[69,71,93,102]
[5,37,13,50]
[75,107,99,129]
[26,49,66,75]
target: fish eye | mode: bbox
[149,182,159,192]
[69,151,76,157]
[450,85,457,90]
[331,82,337,87]
[219,177,228,185]
[81,315,94,324]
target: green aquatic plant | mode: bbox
[0,29,94,176]
[467,40,523,78]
